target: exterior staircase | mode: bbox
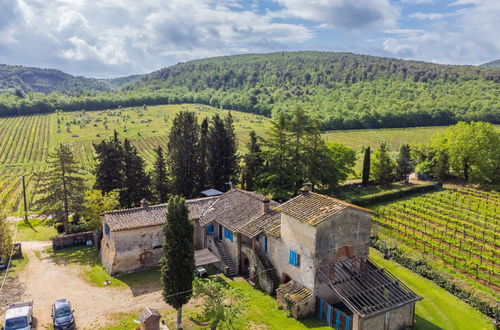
[214,239,238,277]
[256,250,280,292]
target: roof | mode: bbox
[139,307,160,322]
[279,189,371,226]
[102,196,219,231]
[6,305,31,319]
[264,221,281,239]
[238,209,281,238]
[195,248,221,266]
[277,280,314,304]
[54,299,70,308]
[199,189,279,232]
[201,188,224,197]
[317,258,421,318]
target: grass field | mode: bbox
[370,249,494,330]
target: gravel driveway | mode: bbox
[1,241,168,329]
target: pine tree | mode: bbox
[93,130,124,193]
[35,144,85,233]
[153,146,169,203]
[168,111,200,198]
[241,130,264,191]
[371,142,395,186]
[207,113,238,191]
[433,150,449,183]
[395,144,414,183]
[198,118,209,192]
[119,139,151,208]
[362,147,371,186]
[161,195,194,330]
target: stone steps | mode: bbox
[214,240,238,277]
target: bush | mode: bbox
[371,235,496,318]
[349,182,441,206]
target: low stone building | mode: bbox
[100,187,421,329]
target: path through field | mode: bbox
[0,241,168,329]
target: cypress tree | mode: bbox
[35,144,85,233]
[198,117,209,192]
[395,144,414,183]
[362,147,371,186]
[119,139,151,208]
[153,146,169,203]
[242,130,264,191]
[371,142,396,186]
[168,111,200,198]
[94,130,124,194]
[289,107,310,189]
[207,113,238,191]
[161,195,194,330]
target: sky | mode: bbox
[0,0,498,78]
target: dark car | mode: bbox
[51,299,75,330]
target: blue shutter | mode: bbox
[327,304,332,326]
[335,311,341,329]
[289,250,293,265]
[207,225,214,234]
[318,299,324,318]
[345,315,351,330]
[229,230,233,242]
[264,236,268,253]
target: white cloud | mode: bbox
[408,12,445,20]
[275,0,399,30]
[0,0,314,77]
[383,0,500,65]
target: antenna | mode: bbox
[225,181,234,190]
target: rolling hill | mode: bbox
[481,59,500,68]
[0,52,499,129]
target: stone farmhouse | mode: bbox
[100,187,421,330]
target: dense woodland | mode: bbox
[0,52,499,129]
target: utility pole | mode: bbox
[22,176,28,223]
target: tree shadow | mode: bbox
[298,316,332,328]
[0,275,27,312]
[414,315,444,330]
[49,246,98,266]
[117,267,162,297]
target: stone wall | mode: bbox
[104,225,164,275]
[241,244,277,294]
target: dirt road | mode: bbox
[1,241,168,329]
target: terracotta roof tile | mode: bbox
[238,209,281,238]
[264,221,281,239]
[199,189,279,232]
[103,196,219,231]
[279,191,370,226]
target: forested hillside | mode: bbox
[481,59,500,68]
[0,64,110,94]
[0,52,499,129]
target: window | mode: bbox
[289,249,300,267]
[223,227,233,242]
[207,224,215,234]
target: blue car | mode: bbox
[51,299,75,330]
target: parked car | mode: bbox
[51,299,75,330]
[195,266,208,278]
[0,257,6,270]
[2,301,34,330]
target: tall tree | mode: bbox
[395,144,414,183]
[207,113,238,191]
[35,144,85,232]
[0,215,12,259]
[371,142,395,186]
[153,146,169,203]
[198,118,209,192]
[289,107,310,189]
[362,147,371,186]
[81,190,120,230]
[260,113,294,200]
[168,111,200,198]
[120,139,151,208]
[94,131,124,194]
[161,195,194,330]
[241,130,264,191]
[432,121,499,184]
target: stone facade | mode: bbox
[356,303,415,330]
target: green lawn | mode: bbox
[370,249,494,330]
[0,254,28,279]
[14,219,57,241]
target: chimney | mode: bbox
[140,199,148,208]
[262,198,270,214]
[299,186,310,196]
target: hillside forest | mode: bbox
[0,52,499,130]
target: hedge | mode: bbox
[371,235,496,318]
[349,182,441,206]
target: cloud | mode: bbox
[383,0,500,65]
[0,0,314,77]
[275,0,399,30]
[408,12,445,20]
